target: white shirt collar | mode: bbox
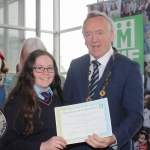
[34,84,53,100]
[90,47,113,67]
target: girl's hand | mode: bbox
[40,136,67,150]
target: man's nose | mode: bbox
[92,34,98,42]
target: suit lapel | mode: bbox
[92,47,119,100]
[81,54,90,102]
[92,58,114,100]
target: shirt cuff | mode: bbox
[111,144,118,150]
[109,134,118,150]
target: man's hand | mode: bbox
[85,134,116,149]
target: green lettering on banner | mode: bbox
[117,22,131,48]
[113,15,144,75]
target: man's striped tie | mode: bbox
[89,60,100,98]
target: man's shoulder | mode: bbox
[116,52,136,62]
[116,53,141,69]
[73,54,89,61]
[68,54,90,71]
[71,54,89,64]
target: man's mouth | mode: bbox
[92,45,100,48]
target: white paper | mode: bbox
[55,98,112,144]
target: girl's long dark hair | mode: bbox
[1,59,9,74]
[3,49,63,135]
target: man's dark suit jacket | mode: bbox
[63,47,144,150]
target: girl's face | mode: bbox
[111,2,116,9]
[33,55,55,91]
[103,5,107,12]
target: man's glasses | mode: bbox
[33,66,56,73]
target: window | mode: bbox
[0,0,98,73]
[60,0,96,30]
[60,30,87,72]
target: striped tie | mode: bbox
[41,92,50,102]
[89,60,100,98]
[40,92,52,105]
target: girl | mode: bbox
[1,50,66,150]
[110,1,118,10]
[102,4,108,16]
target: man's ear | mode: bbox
[110,31,114,42]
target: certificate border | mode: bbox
[55,98,112,144]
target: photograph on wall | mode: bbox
[142,25,150,150]
[134,54,150,150]
[144,24,150,55]
[121,0,150,23]
[87,0,121,19]
[144,54,150,93]
[140,6,150,134]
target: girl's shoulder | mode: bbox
[6,92,24,110]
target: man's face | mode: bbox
[83,16,114,59]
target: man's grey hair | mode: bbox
[82,11,114,34]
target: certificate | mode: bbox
[55,98,112,144]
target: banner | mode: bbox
[113,15,144,74]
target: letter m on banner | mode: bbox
[113,19,135,49]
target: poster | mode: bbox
[113,15,144,75]
[87,0,121,19]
